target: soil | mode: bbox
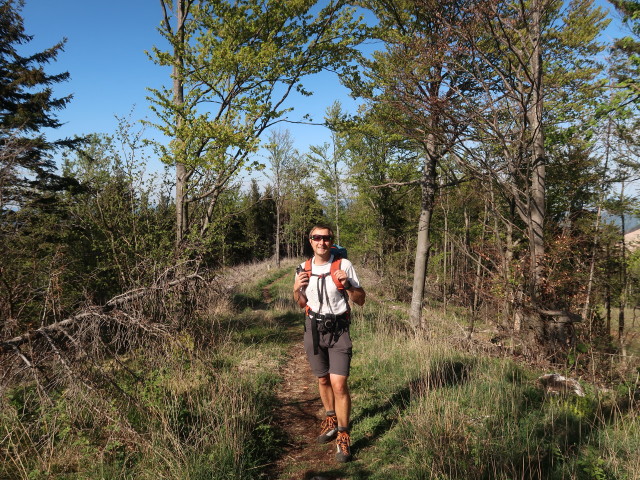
[262,283,350,480]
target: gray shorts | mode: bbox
[303,316,352,377]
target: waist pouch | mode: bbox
[307,311,350,354]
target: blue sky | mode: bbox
[20,0,627,175]
[21,0,355,174]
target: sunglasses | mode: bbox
[310,235,333,242]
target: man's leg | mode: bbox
[330,374,352,462]
[316,374,338,443]
[330,374,351,428]
[318,374,335,412]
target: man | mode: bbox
[293,224,366,463]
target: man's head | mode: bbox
[309,224,334,259]
[310,224,334,240]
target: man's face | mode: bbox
[309,228,333,258]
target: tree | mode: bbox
[347,0,477,329]
[608,0,640,107]
[0,0,83,334]
[308,103,350,245]
[149,0,364,256]
[0,0,79,211]
[265,129,300,267]
[340,109,419,277]
[61,119,174,300]
[448,0,609,326]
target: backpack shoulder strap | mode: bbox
[306,255,345,291]
[330,256,345,291]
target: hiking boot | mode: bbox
[335,430,352,462]
[316,414,338,444]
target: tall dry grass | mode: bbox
[0,260,295,479]
[346,300,640,480]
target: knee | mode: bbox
[331,378,350,397]
[318,374,331,387]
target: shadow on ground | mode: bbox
[351,359,475,453]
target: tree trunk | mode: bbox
[619,205,627,341]
[442,194,449,309]
[334,155,341,246]
[409,137,438,330]
[471,199,488,321]
[275,197,281,267]
[172,0,188,252]
[527,0,546,300]
[606,243,612,334]
[584,116,612,323]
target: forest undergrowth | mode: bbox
[1,260,639,480]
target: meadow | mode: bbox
[1,260,638,479]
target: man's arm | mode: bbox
[293,271,309,308]
[347,286,366,306]
[335,268,366,306]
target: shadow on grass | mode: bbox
[232,292,268,311]
[273,310,305,329]
[232,268,295,312]
[231,311,305,347]
[351,358,475,454]
[300,465,373,479]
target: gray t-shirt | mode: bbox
[299,255,361,315]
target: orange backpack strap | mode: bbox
[303,258,312,314]
[331,256,351,312]
[330,257,345,291]
[305,256,348,307]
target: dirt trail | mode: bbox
[262,282,348,480]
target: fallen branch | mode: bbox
[1,273,203,354]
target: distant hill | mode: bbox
[601,212,640,233]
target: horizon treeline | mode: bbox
[1,0,640,358]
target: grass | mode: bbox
[338,302,640,480]
[0,261,298,480]
[1,259,639,479]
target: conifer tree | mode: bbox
[609,0,639,105]
[0,0,78,210]
[0,0,82,333]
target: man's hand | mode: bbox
[334,269,348,286]
[294,271,309,291]
[335,270,366,306]
[293,270,309,307]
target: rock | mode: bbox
[538,373,585,397]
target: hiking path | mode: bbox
[262,275,350,480]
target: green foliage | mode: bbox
[608,0,640,108]
[147,0,365,242]
[0,0,83,211]
[60,122,174,300]
[197,180,276,266]
[0,0,88,334]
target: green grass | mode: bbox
[0,263,298,480]
[334,302,640,480]
[2,260,639,479]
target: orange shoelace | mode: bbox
[320,415,337,435]
[336,431,350,454]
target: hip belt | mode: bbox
[307,310,350,355]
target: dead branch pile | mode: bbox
[0,269,205,392]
